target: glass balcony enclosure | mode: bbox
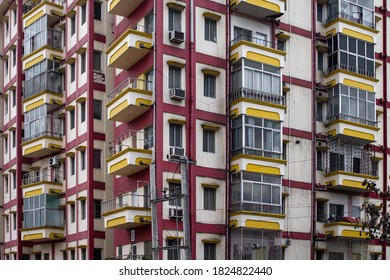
[327,84,376,127]
[231,171,282,215]
[327,0,375,29]
[23,0,64,14]
[23,194,64,228]
[25,59,63,99]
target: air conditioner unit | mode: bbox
[169,208,183,219]
[169,30,184,44]
[169,88,185,101]
[49,156,60,167]
[316,141,328,150]
[170,146,185,160]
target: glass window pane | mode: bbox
[243,182,252,201]
[262,184,271,203]
[272,186,280,204]
[253,183,261,203]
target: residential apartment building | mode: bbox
[1,0,389,260]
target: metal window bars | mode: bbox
[107,129,152,157]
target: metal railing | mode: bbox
[22,168,63,185]
[24,28,62,56]
[106,77,152,103]
[230,34,283,50]
[108,129,152,157]
[230,88,284,106]
[231,147,282,159]
[326,63,375,78]
[326,113,378,127]
[102,193,150,214]
[107,254,150,260]
[93,70,105,83]
[108,24,152,48]
[230,202,281,215]
[23,0,64,14]
[326,12,375,29]
[326,216,359,224]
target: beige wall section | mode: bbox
[280,0,312,31]
[284,35,312,81]
[284,85,312,131]
[283,188,311,233]
[284,138,312,184]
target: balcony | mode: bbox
[323,216,369,239]
[326,63,375,80]
[102,193,151,229]
[326,12,376,30]
[230,210,285,231]
[23,0,65,15]
[230,34,286,68]
[230,0,284,20]
[106,24,153,70]
[106,77,152,123]
[230,88,285,107]
[21,116,63,158]
[107,0,144,18]
[107,130,152,176]
[21,168,63,198]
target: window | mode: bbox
[4,137,8,154]
[329,203,344,221]
[81,3,87,25]
[317,51,324,71]
[70,62,76,83]
[5,19,9,35]
[169,183,182,207]
[205,18,217,42]
[94,1,102,21]
[81,248,87,260]
[352,205,361,219]
[277,40,285,52]
[81,200,86,220]
[70,109,75,130]
[94,248,102,260]
[80,102,86,123]
[5,60,8,76]
[93,51,101,71]
[169,123,183,148]
[93,149,101,169]
[94,199,102,219]
[5,216,9,232]
[4,177,8,193]
[329,152,345,172]
[317,3,323,22]
[23,194,62,228]
[12,90,16,107]
[316,102,323,121]
[12,49,16,67]
[326,0,374,28]
[316,250,324,260]
[167,239,180,260]
[316,201,327,222]
[12,213,16,231]
[70,249,75,260]
[93,99,102,120]
[70,15,76,36]
[70,156,75,176]
[168,65,181,89]
[80,52,86,74]
[35,253,42,260]
[11,130,16,148]
[145,69,154,91]
[144,11,154,34]
[204,74,216,98]
[144,125,153,149]
[203,129,215,153]
[204,188,216,211]
[44,253,50,260]
[204,243,216,260]
[80,150,86,171]
[70,204,76,223]
[329,252,344,260]
[13,9,16,26]
[4,96,8,114]
[316,150,324,171]
[168,8,182,32]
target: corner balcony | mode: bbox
[230,0,284,20]
[323,216,369,239]
[107,0,144,18]
[102,193,151,229]
[325,114,379,144]
[22,0,65,28]
[107,130,152,176]
[106,24,153,70]
[106,77,152,123]
[21,116,63,158]
[21,168,63,198]
[230,34,286,68]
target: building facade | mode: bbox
[0,0,389,260]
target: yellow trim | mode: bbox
[201,183,220,189]
[325,170,378,180]
[107,216,126,228]
[202,69,221,77]
[25,99,45,112]
[246,108,280,121]
[342,28,374,43]
[109,159,128,174]
[230,97,287,110]
[76,47,87,54]
[245,219,280,230]
[229,220,238,228]
[341,179,367,190]
[25,54,45,69]
[75,145,86,151]
[65,105,75,111]
[109,42,128,65]
[167,60,185,69]
[109,100,128,119]
[201,124,221,131]
[76,245,87,249]
[76,97,86,103]
[66,9,76,17]
[230,108,239,116]
[343,128,375,141]
[24,144,43,155]
[230,53,239,63]
[246,51,281,68]
[135,41,152,49]
[231,0,281,13]
[166,2,185,11]
[166,236,184,240]
[135,98,152,107]
[343,78,374,92]
[275,32,291,41]
[25,11,44,28]
[168,118,186,125]
[202,239,221,244]
[76,196,87,201]
[325,68,379,83]
[23,233,44,241]
[203,12,221,21]
[342,229,369,239]
[230,164,239,173]
[167,178,181,184]
[246,163,281,175]
[326,28,337,37]
[135,157,151,165]
[24,189,44,198]
[134,215,151,223]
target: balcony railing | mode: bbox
[108,129,152,157]
[230,34,283,50]
[22,168,63,185]
[230,88,284,106]
[230,202,281,215]
[23,208,64,228]
[23,0,64,14]
[107,254,150,260]
[326,113,378,127]
[102,193,150,214]
[23,115,63,143]
[108,24,153,48]
[93,70,105,83]
[326,216,359,224]
[326,63,375,78]
[24,71,63,99]
[326,12,375,29]
[231,147,282,159]
[106,77,152,103]
[24,28,62,56]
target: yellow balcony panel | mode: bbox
[326,115,379,144]
[22,134,63,158]
[23,92,64,113]
[229,211,285,230]
[323,219,369,239]
[325,171,379,193]
[107,148,151,176]
[23,0,65,28]
[22,46,64,71]
[107,0,144,17]
[102,193,151,229]
[106,77,152,123]
[230,0,284,20]
[21,227,65,242]
[106,25,153,70]
[230,155,286,176]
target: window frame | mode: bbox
[204,74,216,98]
[203,187,216,211]
[203,129,216,153]
[204,17,217,42]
